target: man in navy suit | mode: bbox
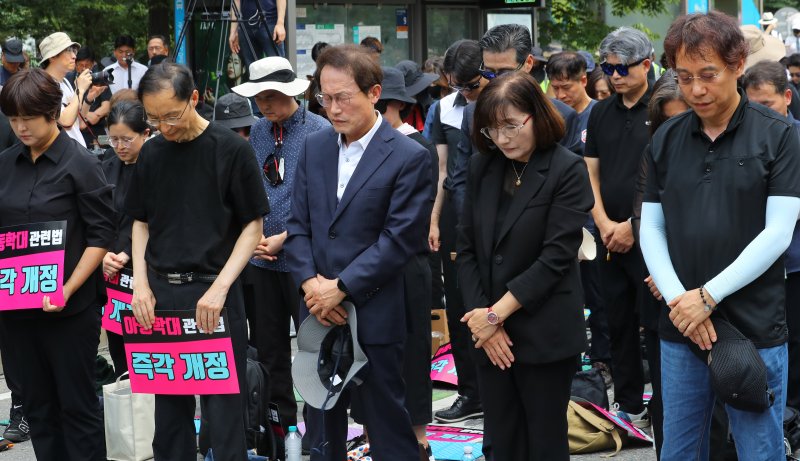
[285,44,433,461]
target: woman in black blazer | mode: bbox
[458,72,594,460]
[101,99,150,377]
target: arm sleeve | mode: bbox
[703,196,800,302]
[640,201,686,303]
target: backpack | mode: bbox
[567,400,627,455]
[571,368,610,410]
[199,349,279,459]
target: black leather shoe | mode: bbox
[433,395,483,423]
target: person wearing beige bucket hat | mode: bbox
[39,32,90,148]
[230,56,329,433]
[741,25,786,70]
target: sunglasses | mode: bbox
[262,148,283,187]
[477,61,524,80]
[449,78,482,92]
[600,58,646,77]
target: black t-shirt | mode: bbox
[102,150,136,257]
[431,93,467,192]
[584,87,652,222]
[0,131,114,319]
[125,123,270,274]
[645,91,800,347]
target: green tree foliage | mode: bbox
[0,0,156,62]
[539,0,674,51]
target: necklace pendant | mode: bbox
[515,179,521,187]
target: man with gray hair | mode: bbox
[583,26,653,424]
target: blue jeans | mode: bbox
[660,339,787,461]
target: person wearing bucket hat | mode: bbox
[786,15,800,55]
[642,11,800,459]
[231,56,329,433]
[285,44,432,461]
[369,65,437,456]
[213,92,259,139]
[125,61,270,460]
[0,39,24,86]
[40,32,90,148]
[741,25,785,70]
[395,60,439,130]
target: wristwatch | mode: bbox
[487,307,500,325]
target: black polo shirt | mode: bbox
[125,123,270,274]
[0,131,115,319]
[584,86,652,222]
[644,91,800,347]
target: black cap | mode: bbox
[2,39,24,64]
[213,93,258,129]
[692,318,775,413]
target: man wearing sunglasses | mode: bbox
[583,26,653,426]
[231,56,330,435]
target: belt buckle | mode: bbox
[167,273,183,285]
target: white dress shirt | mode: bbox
[103,61,148,94]
[336,112,383,201]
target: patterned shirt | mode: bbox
[249,106,330,272]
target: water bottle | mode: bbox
[285,425,302,461]
[461,445,475,461]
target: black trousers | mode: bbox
[582,239,611,363]
[598,246,645,414]
[643,327,663,458]
[107,330,128,378]
[241,264,299,428]
[0,316,24,409]
[441,192,480,400]
[477,355,577,461]
[306,342,419,461]
[787,272,800,410]
[149,271,248,461]
[4,306,105,461]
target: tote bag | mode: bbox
[104,372,155,461]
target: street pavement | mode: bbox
[0,334,657,460]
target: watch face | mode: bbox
[487,311,499,325]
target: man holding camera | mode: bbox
[104,35,148,94]
[73,47,112,149]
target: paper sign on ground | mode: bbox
[0,221,66,310]
[103,268,133,335]
[122,310,239,395]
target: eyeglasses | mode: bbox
[480,114,533,140]
[315,92,353,108]
[145,100,191,128]
[448,77,482,92]
[600,58,646,77]
[673,67,727,86]
[108,134,140,148]
[478,61,524,80]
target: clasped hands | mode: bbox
[461,308,514,370]
[600,219,634,254]
[303,275,348,327]
[667,287,718,351]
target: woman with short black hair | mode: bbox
[459,72,594,460]
[0,68,114,460]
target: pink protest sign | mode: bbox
[426,425,483,443]
[431,343,458,386]
[121,310,239,395]
[578,400,654,443]
[102,268,133,335]
[0,221,66,310]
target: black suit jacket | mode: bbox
[457,144,594,364]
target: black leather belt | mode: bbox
[151,269,217,285]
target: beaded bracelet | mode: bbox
[699,286,716,312]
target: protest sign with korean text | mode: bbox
[122,310,239,395]
[0,221,66,310]
[102,268,133,335]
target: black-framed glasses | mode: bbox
[600,58,646,77]
[448,77,482,92]
[145,100,191,128]
[480,114,533,140]
[262,144,283,187]
[478,61,524,80]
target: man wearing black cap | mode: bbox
[0,39,24,86]
[213,92,259,140]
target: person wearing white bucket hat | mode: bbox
[785,15,800,55]
[40,32,89,148]
[231,57,329,433]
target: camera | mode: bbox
[91,70,114,86]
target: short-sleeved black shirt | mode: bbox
[584,86,652,222]
[644,91,800,347]
[0,131,115,319]
[125,123,270,274]
[431,92,467,193]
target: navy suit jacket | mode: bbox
[285,120,433,345]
